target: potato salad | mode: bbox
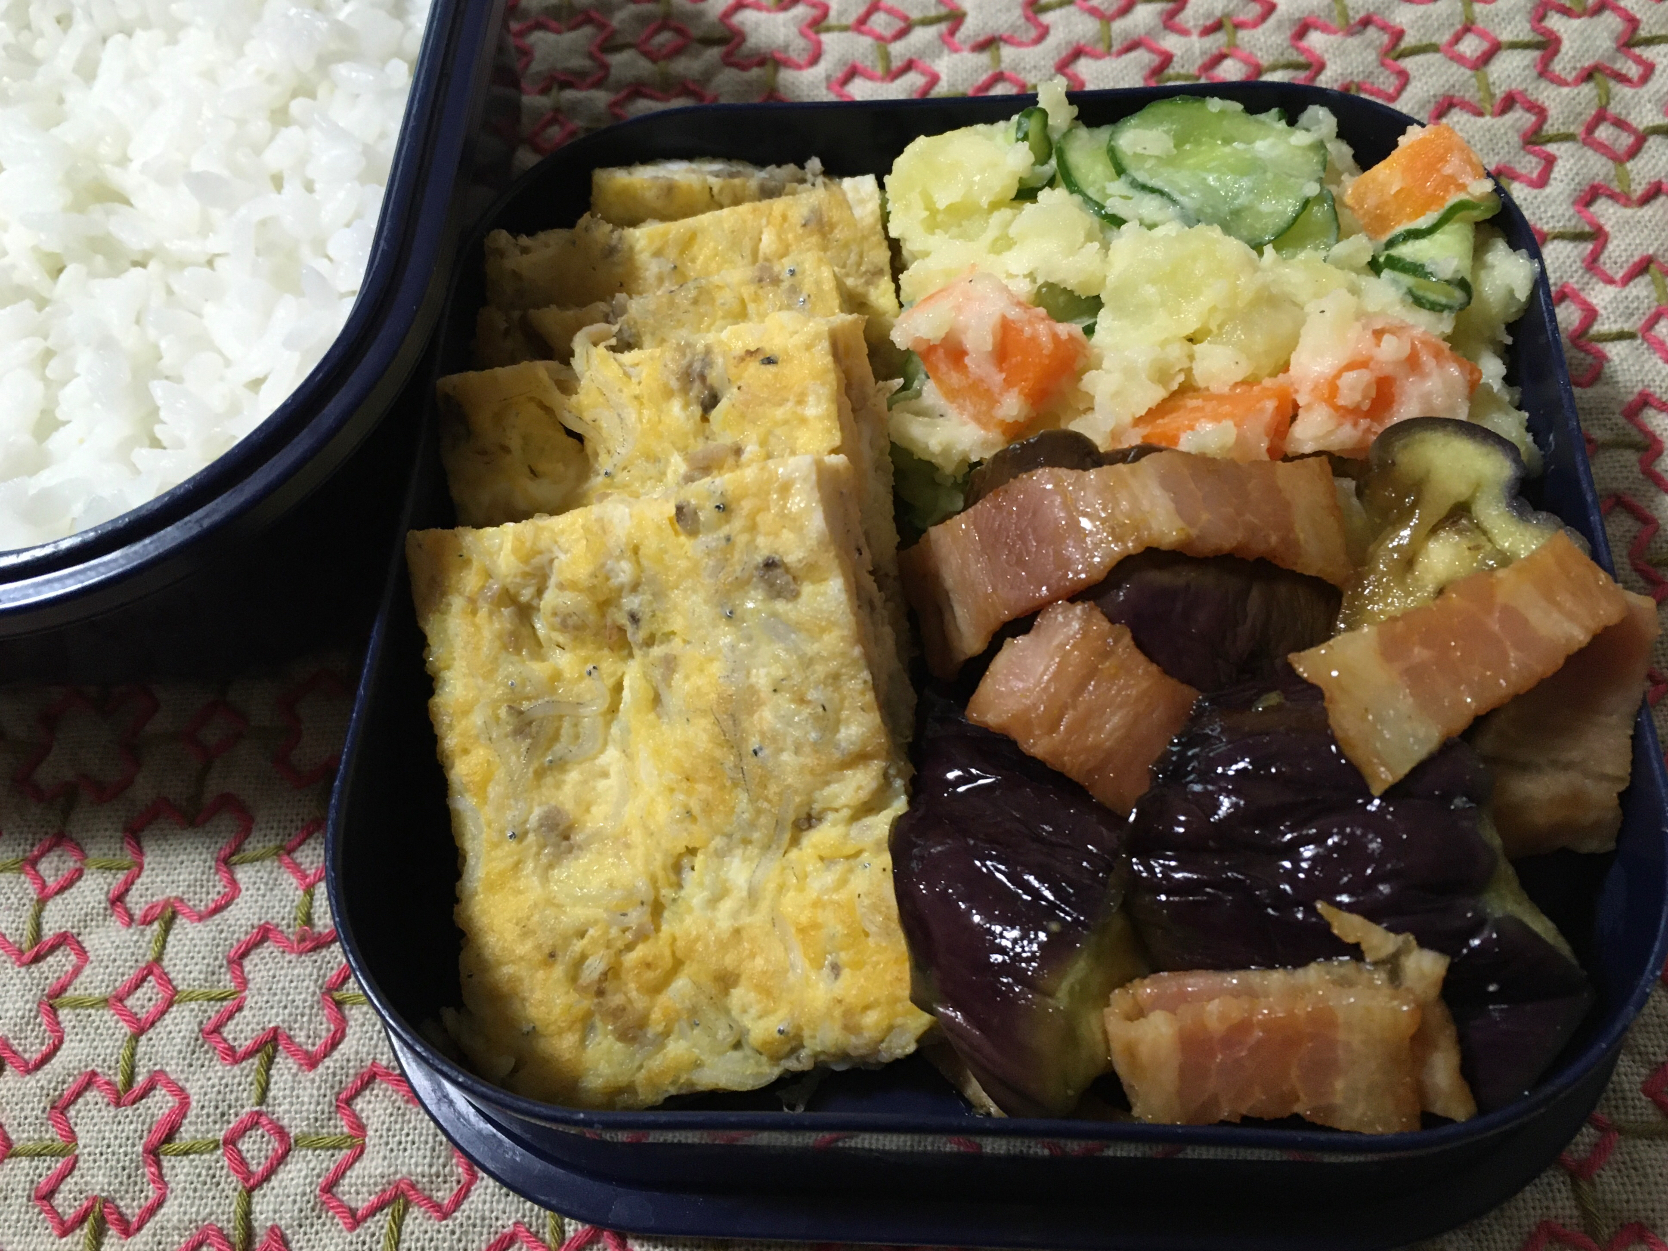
[883,82,1539,533]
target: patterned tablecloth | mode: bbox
[2,1,1667,1248]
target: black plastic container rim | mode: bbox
[0,0,488,588]
[328,83,1668,1157]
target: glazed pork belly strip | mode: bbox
[1471,589,1659,857]
[900,451,1353,679]
[1106,906,1473,1135]
[1289,530,1633,795]
[966,600,1198,814]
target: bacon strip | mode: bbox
[966,602,1198,814]
[1107,966,1420,1132]
[1316,904,1474,1124]
[1106,907,1473,1134]
[1289,531,1631,795]
[901,451,1351,679]
[1471,590,1659,857]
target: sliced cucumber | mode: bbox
[1055,124,1127,227]
[1381,193,1500,250]
[1033,282,1101,336]
[1011,106,1055,202]
[888,350,929,409]
[892,443,969,541]
[1108,96,1327,248]
[1014,106,1052,166]
[1270,189,1339,257]
[1371,216,1476,313]
[1101,180,1191,230]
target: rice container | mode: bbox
[0,0,511,682]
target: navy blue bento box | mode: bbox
[0,0,512,683]
[326,84,1668,1250]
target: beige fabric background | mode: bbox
[2,1,1667,1248]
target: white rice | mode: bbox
[0,0,432,551]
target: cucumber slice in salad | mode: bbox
[1033,282,1102,336]
[888,350,929,409]
[1269,189,1338,257]
[1107,96,1328,248]
[1056,125,1182,228]
[1011,106,1055,201]
[1372,216,1477,313]
[1015,106,1052,165]
[1055,124,1126,225]
[1381,193,1500,249]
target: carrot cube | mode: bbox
[1344,124,1489,241]
[1128,381,1296,462]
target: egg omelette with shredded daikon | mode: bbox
[410,161,934,1110]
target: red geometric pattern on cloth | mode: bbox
[0,931,84,1075]
[316,1061,478,1231]
[107,797,250,927]
[36,1070,190,1239]
[2,3,1667,1249]
[199,924,350,1070]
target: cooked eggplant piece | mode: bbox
[891,691,1147,1117]
[1126,669,1592,1112]
[1439,911,1592,1112]
[1341,417,1565,629]
[1080,549,1340,692]
[965,430,1104,506]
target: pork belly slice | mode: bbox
[901,451,1351,679]
[1317,903,1474,1124]
[1289,531,1631,795]
[1106,906,1474,1134]
[1472,590,1660,857]
[966,601,1198,814]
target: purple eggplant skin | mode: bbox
[1127,669,1592,1113]
[1078,550,1340,692]
[1443,915,1593,1112]
[891,690,1146,1118]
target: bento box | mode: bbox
[0,0,513,682]
[325,83,1668,1250]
